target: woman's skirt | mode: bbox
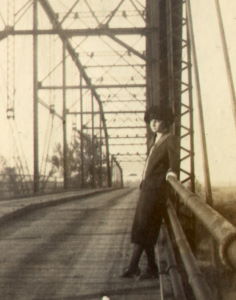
[131,185,167,247]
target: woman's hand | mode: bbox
[166,171,177,181]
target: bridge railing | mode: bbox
[166,200,212,300]
[167,175,236,271]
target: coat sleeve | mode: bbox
[167,134,179,175]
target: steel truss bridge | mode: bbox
[0,0,195,194]
[0,0,236,299]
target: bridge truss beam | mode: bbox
[1,0,192,192]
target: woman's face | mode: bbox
[149,119,163,133]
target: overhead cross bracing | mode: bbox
[0,0,186,192]
[0,0,149,189]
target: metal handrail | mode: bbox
[162,226,188,300]
[167,175,236,270]
[167,201,212,300]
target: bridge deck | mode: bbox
[0,188,174,299]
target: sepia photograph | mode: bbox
[0,0,235,299]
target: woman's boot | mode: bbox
[139,246,159,279]
[121,244,143,278]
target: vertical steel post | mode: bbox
[80,73,84,188]
[145,0,162,148]
[91,93,95,187]
[110,155,114,187]
[115,157,124,188]
[62,41,68,189]
[166,0,181,153]
[146,0,161,108]
[33,0,39,193]
[186,0,213,205]
[187,26,195,193]
[120,164,124,188]
[99,115,102,187]
[166,0,174,109]
[105,128,111,187]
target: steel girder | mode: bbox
[38,0,112,187]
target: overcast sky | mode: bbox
[0,0,235,187]
[190,0,236,186]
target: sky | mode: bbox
[190,0,236,186]
[0,0,236,187]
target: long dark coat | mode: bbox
[131,132,179,247]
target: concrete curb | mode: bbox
[0,188,116,225]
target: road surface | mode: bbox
[0,188,168,300]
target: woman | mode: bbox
[121,106,178,279]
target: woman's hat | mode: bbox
[144,106,174,124]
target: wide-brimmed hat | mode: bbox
[144,106,174,124]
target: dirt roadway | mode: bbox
[0,188,163,300]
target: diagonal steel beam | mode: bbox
[38,97,62,120]
[59,0,80,26]
[0,7,147,65]
[38,0,112,186]
[103,0,126,26]
[107,34,146,61]
[83,0,146,61]
[129,0,145,22]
